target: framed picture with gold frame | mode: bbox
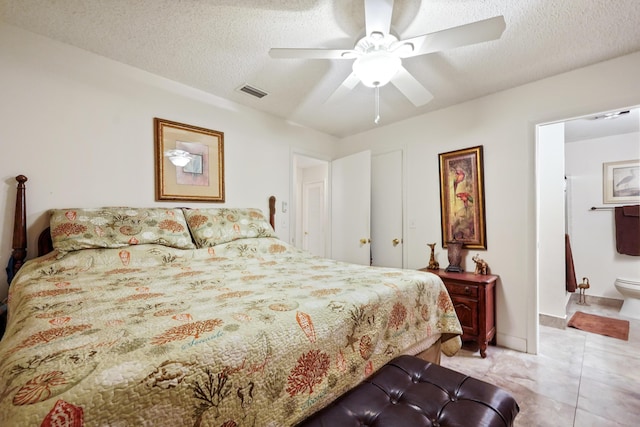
[438,145,486,249]
[154,118,224,202]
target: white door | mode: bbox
[537,123,567,317]
[371,150,403,268]
[292,154,329,253]
[302,180,325,257]
[331,150,371,265]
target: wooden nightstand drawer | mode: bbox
[444,282,479,298]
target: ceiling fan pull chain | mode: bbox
[374,85,380,124]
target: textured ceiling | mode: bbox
[2,0,640,138]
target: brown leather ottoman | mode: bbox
[297,355,519,427]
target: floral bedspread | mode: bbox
[0,238,461,426]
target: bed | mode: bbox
[0,175,462,427]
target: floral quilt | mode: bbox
[0,238,461,426]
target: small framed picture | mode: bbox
[603,159,640,204]
[154,118,224,202]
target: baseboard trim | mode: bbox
[496,333,527,353]
[539,313,566,329]
[568,293,623,308]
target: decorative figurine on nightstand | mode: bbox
[577,277,590,305]
[427,243,439,270]
[445,240,464,273]
[472,254,489,275]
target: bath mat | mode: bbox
[567,311,629,341]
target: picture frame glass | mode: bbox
[603,159,640,204]
[155,118,224,202]
[439,146,487,249]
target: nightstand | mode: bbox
[421,268,497,358]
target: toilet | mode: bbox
[615,278,640,320]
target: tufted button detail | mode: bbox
[296,355,520,427]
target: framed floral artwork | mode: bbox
[438,145,487,249]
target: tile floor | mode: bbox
[440,296,640,427]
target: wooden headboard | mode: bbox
[8,175,277,280]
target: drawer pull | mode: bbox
[464,286,471,295]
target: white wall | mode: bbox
[0,24,338,300]
[565,132,640,299]
[337,51,640,353]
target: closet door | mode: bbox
[331,150,371,265]
[371,150,403,268]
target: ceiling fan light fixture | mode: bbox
[352,51,401,88]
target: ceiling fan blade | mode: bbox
[396,15,506,58]
[390,66,433,106]
[324,72,361,104]
[364,0,394,37]
[269,48,357,59]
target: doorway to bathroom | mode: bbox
[536,105,640,352]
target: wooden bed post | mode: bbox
[269,196,276,231]
[11,175,28,279]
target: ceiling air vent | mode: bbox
[237,84,268,99]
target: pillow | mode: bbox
[183,208,276,247]
[49,207,195,253]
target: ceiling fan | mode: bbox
[269,0,506,123]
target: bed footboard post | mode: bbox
[10,175,28,279]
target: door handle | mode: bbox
[392,238,400,247]
[360,238,371,245]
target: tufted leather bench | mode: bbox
[297,355,519,427]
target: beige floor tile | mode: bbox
[578,376,640,426]
[574,408,630,427]
[441,299,639,426]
